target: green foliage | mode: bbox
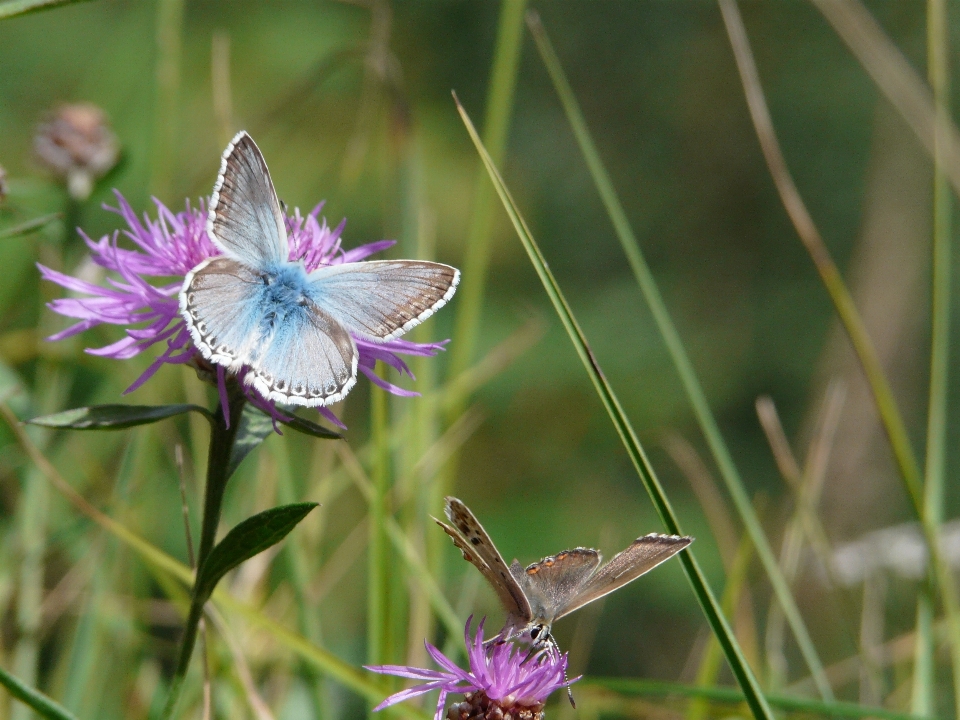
[195,502,318,604]
[27,404,211,430]
[1,2,958,720]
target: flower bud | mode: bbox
[34,103,119,200]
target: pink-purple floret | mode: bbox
[38,191,447,427]
[366,618,576,720]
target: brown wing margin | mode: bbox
[553,533,692,620]
[435,497,532,621]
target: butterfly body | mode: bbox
[436,497,693,651]
[179,131,459,407]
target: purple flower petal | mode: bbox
[368,617,575,720]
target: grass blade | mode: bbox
[914,0,952,713]
[526,10,833,702]
[447,0,528,380]
[810,0,960,199]
[585,677,936,720]
[454,94,775,720]
[0,665,79,720]
[0,213,61,239]
[0,0,90,20]
[718,2,960,713]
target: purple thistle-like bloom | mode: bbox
[39,192,447,426]
[366,618,576,720]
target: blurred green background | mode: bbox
[0,1,956,718]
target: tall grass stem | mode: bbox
[527,9,833,701]
[719,1,960,712]
[455,93,775,720]
[447,0,527,381]
[914,0,952,713]
[151,0,184,200]
[367,369,391,696]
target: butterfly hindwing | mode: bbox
[437,497,532,623]
[247,300,358,407]
[513,548,601,626]
[181,256,267,370]
[308,260,460,341]
[208,131,288,267]
[553,533,692,621]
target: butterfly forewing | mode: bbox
[308,261,460,342]
[181,257,266,370]
[553,533,692,621]
[513,548,602,626]
[208,131,288,267]
[437,497,532,622]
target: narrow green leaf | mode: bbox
[227,407,341,479]
[227,406,275,478]
[27,404,211,430]
[0,213,61,239]
[195,502,318,602]
[278,412,342,440]
[455,97,774,720]
[0,0,93,19]
[586,677,935,720]
[0,663,79,720]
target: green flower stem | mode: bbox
[161,387,245,720]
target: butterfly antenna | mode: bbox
[549,634,576,708]
[280,198,288,213]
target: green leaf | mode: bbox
[226,407,341,478]
[0,213,61,240]
[27,404,211,430]
[194,502,317,602]
[227,406,275,478]
[0,0,93,20]
[0,663,79,720]
[278,412,342,440]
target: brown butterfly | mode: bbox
[435,496,693,651]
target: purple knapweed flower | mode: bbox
[366,618,577,720]
[39,192,447,427]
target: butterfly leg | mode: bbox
[485,621,528,648]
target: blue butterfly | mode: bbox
[179,131,459,407]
